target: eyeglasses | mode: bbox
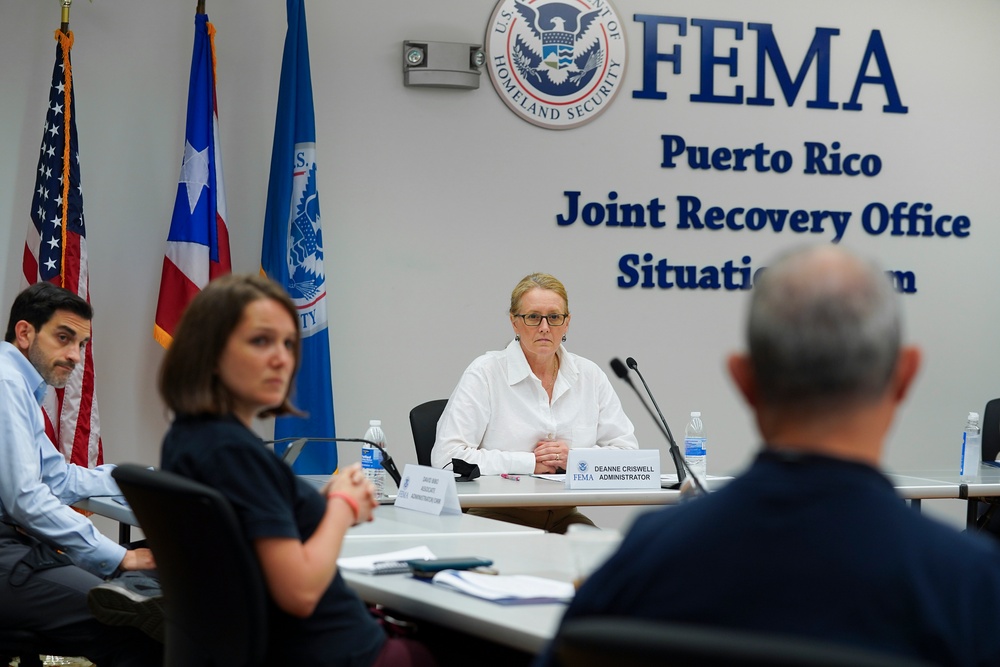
[514,313,568,327]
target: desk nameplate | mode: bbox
[566,449,661,490]
[395,463,462,515]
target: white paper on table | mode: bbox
[431,570,575,604]
[337,546,436,574]
[530,473,566,482]
[660,474,733,484]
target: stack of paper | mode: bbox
[431,570,574,605]
[337,546,435,574]
[531,473,565,482]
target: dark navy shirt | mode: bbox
[162,414,385,667]
[539,450,1000,667]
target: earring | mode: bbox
[562,335,567,342]
[515,335,520,342]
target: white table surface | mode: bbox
[73,496,542,535]
[81,464,1000,528]
[339,532,575,653]
[345,504,542,538]
[81,465,1000,651]
[306,472,731,507]
[886,464,1000,498]
[77,495,565,652]
[79,463,1000,542]
[74,495,136,524]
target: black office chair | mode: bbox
[975,398,1000,532]
[112,465,268,667]
[409,399,448,466]
[0,630,44,667]
[553,618,934,667]
[981,398,1000,463]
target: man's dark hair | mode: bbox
[4,282,93,343]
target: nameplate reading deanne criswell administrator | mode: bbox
[395,464,462,516]
[566,449,661,490]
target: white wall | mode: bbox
[2,0,998,532]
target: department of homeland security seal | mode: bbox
[485,0,627,129]
[287,142,328,338]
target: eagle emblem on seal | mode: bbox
[287,162,325,303]
[512,0,604,89]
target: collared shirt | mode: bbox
[432,340,638,475]
[0,341,124,577]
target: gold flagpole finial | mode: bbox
[60,0,72,35]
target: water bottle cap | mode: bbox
[968,412,979,422]
[369,419,382,426]
[691,411,701,417]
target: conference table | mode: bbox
[884,464,1000,525]
[341,504,544,539]
[300,472,733,508]
[80,464,1000,542]
[75,465,1000,653]
[308,466,1000,517]
[76,496,570,653]
[73,495,546,544]
[338,528,574,653]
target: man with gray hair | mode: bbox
[540,245,1000,666]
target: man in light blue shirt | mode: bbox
[0,282,161,666]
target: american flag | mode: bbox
[23,29,103,467]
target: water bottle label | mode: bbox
[361,448,382,469]
[961,431,982,477]
[684,437,706,457]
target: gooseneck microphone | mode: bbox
[612,357,686,486]
[610,358,670,442]
[618,357,705,494]
[266,437,402,489]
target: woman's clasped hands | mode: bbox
[323,462,378,525]
[533,439,569,474]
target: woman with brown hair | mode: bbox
[158,273,436,666]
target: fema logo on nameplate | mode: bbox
[287,143,327,336]
[395,464,462,516]
[485,0,628,129]
[566,449,661,489]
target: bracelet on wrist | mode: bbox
[327,491,360,524]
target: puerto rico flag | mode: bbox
[154,12,231,348]
[262,0,337,474]
[23,30,102,467]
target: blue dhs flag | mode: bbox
[262,0,336,473]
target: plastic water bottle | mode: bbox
[960,411,982,478]
[684,411,707,480]
[362,419,386,499]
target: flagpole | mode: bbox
[60,0,71,35]
[197,0,205,15]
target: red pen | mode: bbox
[500,473,521,482]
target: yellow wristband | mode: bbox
[327,491,360,523]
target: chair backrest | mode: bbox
[553,618,934,667]
[112,464,268,667]
[982,398,1000,462]
[409,399,448,466]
